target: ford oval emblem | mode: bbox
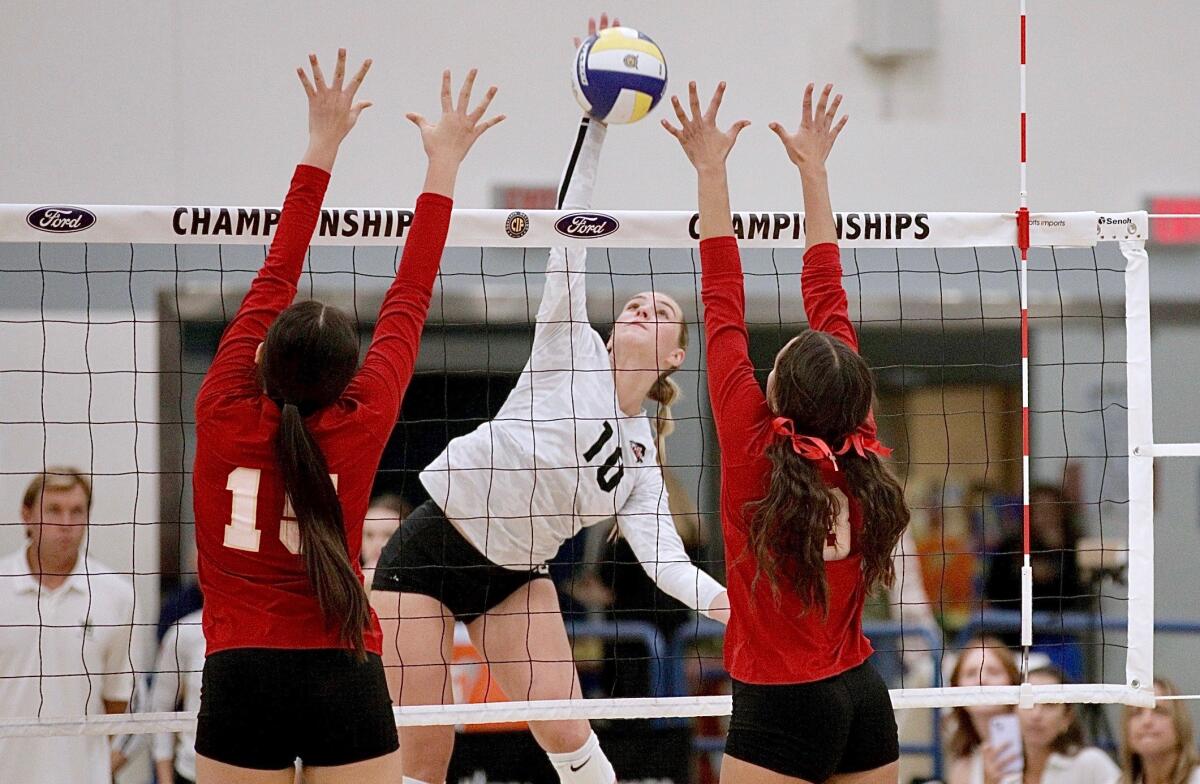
[554,212,620,239]
[26,206,97,234]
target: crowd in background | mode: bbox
[1,466,1182,784]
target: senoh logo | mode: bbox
[554,212,619,239]
[26,206,97,234]
[505,211,530,239]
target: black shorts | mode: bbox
[370,499,550,624]
[195,648,398,770]
[725,660,899,781]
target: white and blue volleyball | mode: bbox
[571,27,667,124]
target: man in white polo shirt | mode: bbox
[0,467,135,784]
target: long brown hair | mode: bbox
[946,635,1020,759]
[746,329,909,611]
[261,300,370,657]
[1120,677,1200,784]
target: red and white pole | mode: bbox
[1017,0,1034,662]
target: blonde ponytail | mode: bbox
[648,373,681,461]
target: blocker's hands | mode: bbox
[407,69,505,166]
[661,81,750,173]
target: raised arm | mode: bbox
[771,82,856,344]
[772,84,879,437]
[348,69,504,412]
[196,50,372,413]
[664,82,767,453]
[530,117,607,355]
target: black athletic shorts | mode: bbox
[370,499,550,624]
[725,660,899,781]
[195,648,398,770]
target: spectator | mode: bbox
[1118,677,1200,784]
[0,468,135,784]
[361,495,409,589]
[151,608,204,784]
[946,635,1020,784]
[1016,666,1118,783]
[985,484,1088,615]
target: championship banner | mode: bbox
[1,205,1145,248]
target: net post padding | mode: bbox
[0,684,1156,739]
[1122,237,1155,698]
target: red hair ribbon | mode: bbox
[771,417,838,471]
[836,431,894,460]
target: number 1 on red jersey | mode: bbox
[223,467,338,555]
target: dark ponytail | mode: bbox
[261,300,368,656]
[746,329,910,614]
[841,452,908,596]
[277,402,371,657]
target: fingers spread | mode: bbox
[469,85,498,122]
[661,118,682,138]
[832,114,849,139]
[475,114,506,136]
[348,58,372,99]
[827,93,843,123]
[297,68,316,98]
[671,94,689,126]
[815,83,832,121]
[457,68,478,113]
[440,69,453,113]
[704,81,726,122]
[687,81,702,122]
[333,48,347,90]
[310,54,327,91]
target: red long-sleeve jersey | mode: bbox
[193,164,451,655]
[700,237,879,685]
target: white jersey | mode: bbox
[421,119,724,616]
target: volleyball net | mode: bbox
[0,204,1166,751]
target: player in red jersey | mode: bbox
[664,82,910,783]
[191,49,503,784]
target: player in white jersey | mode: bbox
[371,27,728,784]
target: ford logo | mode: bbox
[554,212,619,239]
[26,206,97,234]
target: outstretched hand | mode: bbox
[769,83,847,173]
[661,81,750,173]
[407,69,505,167]
[573,12,620,49]
[297,48,372,170]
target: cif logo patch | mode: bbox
[554,212,620,239]
[26,206,97,234]
[505,211,530,239]
[623,53,639,69]
[629,440,646,464]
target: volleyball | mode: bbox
[571,27,667,124]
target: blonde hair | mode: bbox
[1120,677,1199,784]
[22,467,92,512]
[647,316,689,460]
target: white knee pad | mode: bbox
[546,731,616,784]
